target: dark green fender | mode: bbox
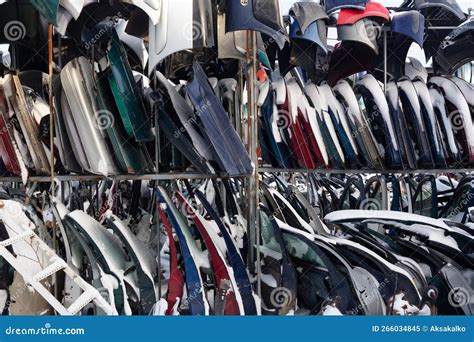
[30,0,60,25]
[96,74,151,174]
[107,31,153,142]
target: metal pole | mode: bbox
[47,23,59,304]
[238,61,244,143]
[155,194,162,299]
[252,30,261,300]
[153,66,162,299]
[154,67,160,174]
[245,30,254,273]
[246,31,252,157]
[383,29,387,95]
[238,62,245,202]
[48,24,55,193]
[246,29,261,299]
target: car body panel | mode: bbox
[176,192,244,315]
[195,190,258,315]
[60,57,118,175]
[106,213,157,314]
[7,76,50,174]
[148,0,214,73]
[186,64,252,176]
[156,187,210,315]
[107,31,153,142]
[225,0,287,49]
[30,0,60,25]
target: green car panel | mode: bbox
[107,31,153,142]
[96,74,151,174]
[30,0,59,25]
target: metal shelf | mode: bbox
[0,167,465,183]
[259,167,474,175]
[0,172,250,184]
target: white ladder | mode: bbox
[0,228,117,315]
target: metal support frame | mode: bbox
[245,30,262,297]
[0,11,470,316]
[0,23,465,184]
[0,172,249,184]
[383,28,387,94]
[0,227,116,315]
[259,167,474,175]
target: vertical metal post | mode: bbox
[238,62,245,203]
[154,67,160,174]
[383,28,387,95]
[155,193,162,299]
[246,30,261,298]
[153,66,162,299]
[60,181,65,203]
[245,30,254,272]
[306,172,311,201]
[57,34,62,69]
[246,31,252,157]
[252,30,261,299]
[48,24,55,193]
[47,23,58,301]
[238,61,244,142]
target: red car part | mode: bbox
[157,206,185,315]
[176,192,241,315]
[337,2,390,25]
[281,98,316,168]
[0,90,21,175]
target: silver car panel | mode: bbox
[60,57,118,176]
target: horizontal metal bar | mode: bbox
[0,177,21,182]
[327,24,463,30]
[0,172,251,183]
[110,173,239,181]
[424,26,464,30]
[259,167,474,175]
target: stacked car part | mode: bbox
[0,0,470,317]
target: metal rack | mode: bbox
[2,7,472,316]
[3,23,470,184]
[259,167,474,175]
[0,172,243,184]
